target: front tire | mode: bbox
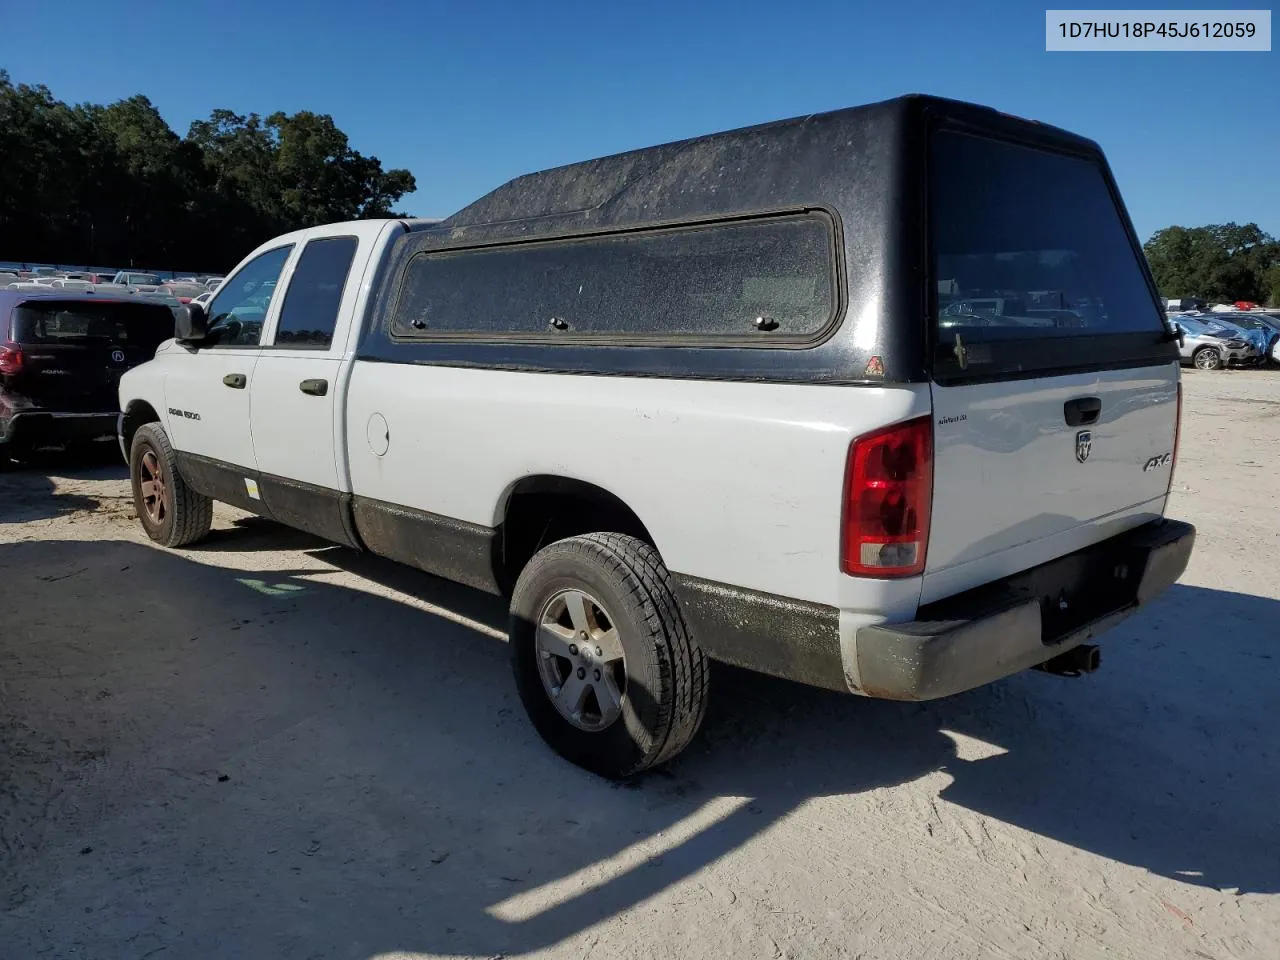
[1193,346,1223,371]
[509,533,709,779]
[129,423,213,547]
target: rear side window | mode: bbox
[930,130,1166,377]
[272,237,358,349]
[391,213,837,342]
[13,300,174,350]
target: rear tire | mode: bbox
[129,423,212,547]
[509,533,709,779]
[1193,346,1223,371]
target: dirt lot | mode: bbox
[1,370,1277,960]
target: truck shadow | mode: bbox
[1,537,1275,959]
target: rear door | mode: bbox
[924,128,1180,604]
[249,228,371,545]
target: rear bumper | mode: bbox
[853,518,1196,700]
[0,410,121,448]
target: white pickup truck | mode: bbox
[118,95,1195,778]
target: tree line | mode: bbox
[1143,223,1280,306]
[0,71,416,273]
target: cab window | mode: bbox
[204,245,293,347]
[270,237,358,349]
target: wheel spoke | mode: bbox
[556,671,589,716]
[563,590,591,635]
[595,627,623,662]
[538,622,577,659]
[140,480,159,500]
[596,670,624,716]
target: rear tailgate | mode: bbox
[923,125,1180,604]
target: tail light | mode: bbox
[841,415,933,577]
[0,342,23,375]
[1169,381,1183,491]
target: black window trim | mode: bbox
[922,119,1175,386]
[263,234,360,352]
[200,243,296,351]
[386,207,846,351]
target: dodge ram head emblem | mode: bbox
[1075,430,1092,463]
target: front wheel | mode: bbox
[509,533,709,779]
[1193,346,1223,371]
[129,423,213,547]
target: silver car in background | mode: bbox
[1172,317,1262,370]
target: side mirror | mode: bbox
[175,301,210,343]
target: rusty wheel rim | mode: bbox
[139,450,166,525]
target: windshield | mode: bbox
[12,300,174,348]
[930,130,1164,346]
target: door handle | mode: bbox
[223,373,247,389]
[1064,396,1101,426]
[299,378,328,397]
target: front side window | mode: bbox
[392,213,837,342]
[930,130,1165,375]
[271,237,358,349]
[204,245,293,347]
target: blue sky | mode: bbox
[3,0,1276,240]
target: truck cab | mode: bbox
[118,219,426,543]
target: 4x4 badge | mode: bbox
[1075,430,1092,463]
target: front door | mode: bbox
[164,244,294,510]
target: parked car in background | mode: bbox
[191,291,214,308]
[1217,312,1280,363]
[203,276,225,291]
[1,291,175,461]
[50,278,94,290]
[1172,317,1260,370]
[0,273,18,287]
[157,281,207,304]
[111,271,163,287]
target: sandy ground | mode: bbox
[0,369,1277,960]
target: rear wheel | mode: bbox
[509,533,709,779]
[129,423,212,547]
[1193,346,1223,371]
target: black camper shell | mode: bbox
[359,94,1175,385]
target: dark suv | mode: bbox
[1,291,174,460]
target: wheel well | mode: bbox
[498,476,655,592]
[120,400,160,453]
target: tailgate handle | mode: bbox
[222,373,247,389]
[299,378,328,397]
[1064,396,1101,426]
